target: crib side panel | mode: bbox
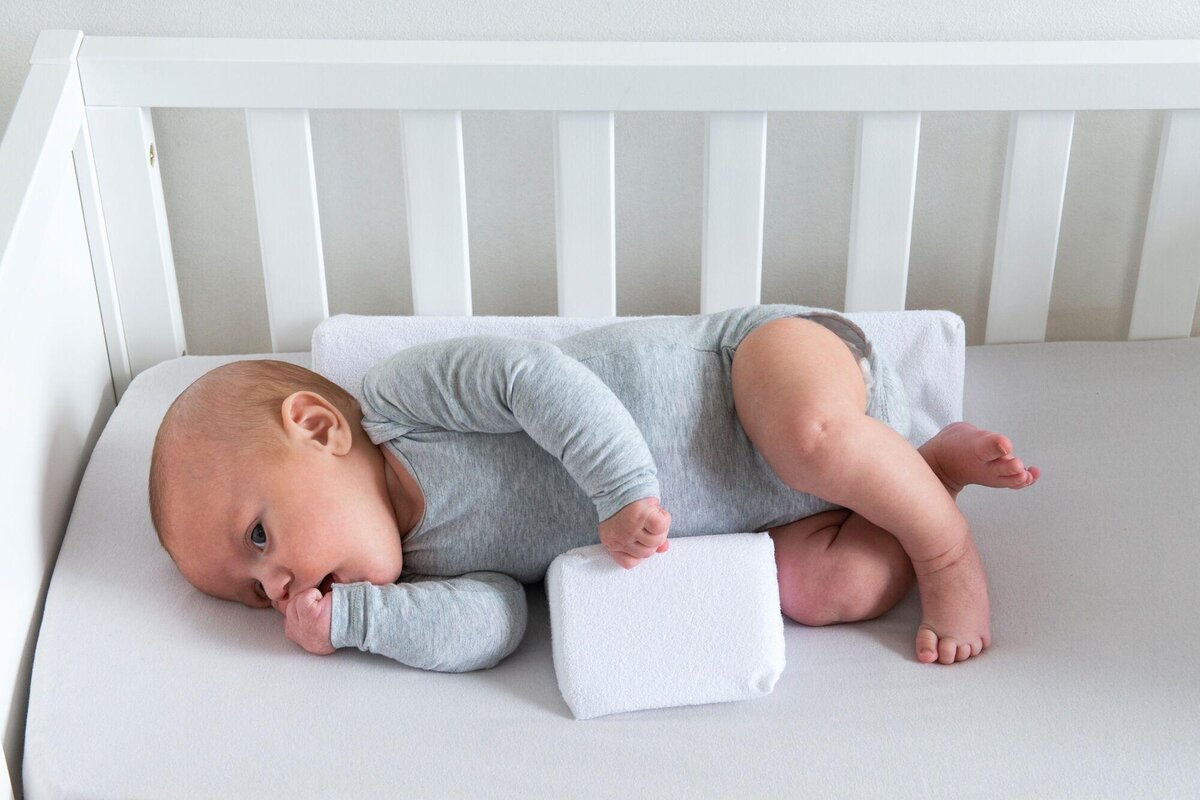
[71,37,1200,349]
[0,30,116,800]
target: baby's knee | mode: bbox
[832,560,914,624]
[786,413,873,470]
[777,523,914,627]
[831,541,916,624]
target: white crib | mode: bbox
[2,30,1198,798]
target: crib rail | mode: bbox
[73,38,1200,112]
[62,35,1200,372]
[9,34,1200,360]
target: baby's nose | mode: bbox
[270,587,292,614]
[264,575,292,606]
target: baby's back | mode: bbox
[374,304,883,582]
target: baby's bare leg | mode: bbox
[734,317,989,664]
[772,432,968,628]
[772,423,1039,658]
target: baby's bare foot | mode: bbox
[925,421,1041,496]
[909,421,1021,664]
[913,534,992,664]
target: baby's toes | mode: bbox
[994,454,1024,475]
[981,432,1012,460]
[937,637,961,664]
[916,625,939,663]
[993,456,1032,486]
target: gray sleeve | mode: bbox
[360,334,660,523]
[329,572,528,673]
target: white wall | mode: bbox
[3,0,1199,349]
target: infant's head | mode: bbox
[149,359,405,612]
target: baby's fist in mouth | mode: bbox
[283,588,335,655]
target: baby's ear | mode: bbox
[281,391,353,454]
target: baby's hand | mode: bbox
[283,588,335,655]
[598,497,672,569]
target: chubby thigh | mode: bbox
[730,315,872,494]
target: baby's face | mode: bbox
[166,394,404,613]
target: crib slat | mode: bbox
[846,112,921,312]
[985,111,1075,345]
[554,112,616,316]
[245,109,329,352]
[72,123,132,400]
[400,110,472,316]
[85,106,186,375]
[1129,110,1200,341]
[700,112,767,314]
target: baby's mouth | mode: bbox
[319,573,336,594]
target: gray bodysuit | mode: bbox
[329,303,912,672]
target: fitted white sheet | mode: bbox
[23,336,1200,798]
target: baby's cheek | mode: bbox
[363,559,402,585]
[356,526,405,583]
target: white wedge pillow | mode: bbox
[546,532,785,720]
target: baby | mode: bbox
[149,304,1039,671]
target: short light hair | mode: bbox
[148,359,359,556]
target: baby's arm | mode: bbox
[361,335,661,524]
[328,572,528,672]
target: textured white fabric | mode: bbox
[546,533,785,720]
[310,308,965,449]
[23,336,1200,798]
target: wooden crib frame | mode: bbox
[1,30,1198,796]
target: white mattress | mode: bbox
[23,337,1200,798]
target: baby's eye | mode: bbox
[250,522,267,550]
